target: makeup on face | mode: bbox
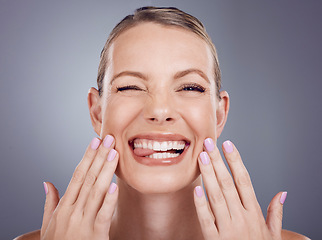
[97,23,218,193]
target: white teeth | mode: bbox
[134,139,186,151]
[146,153,180,159]
[168,141,173,149]
[153,142,161,151]
[160,141,167,151]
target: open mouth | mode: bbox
[128,136,190,165]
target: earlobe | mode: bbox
[87,87,102,136]
[216,91,230,138]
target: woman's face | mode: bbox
[89,23,228,194]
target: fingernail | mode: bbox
[204,138,215,152]
[103,135,114,148]
[195,186,204,198]
[200,152,210,165]
[107,149,117,161]
[43,182,48,195]
[223,140,233,153]
[280,191,287,205]
[108,182,117,194]
[91,137,101,150]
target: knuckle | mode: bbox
[84,171,97,186]
[72,168,86,183]
[235,172,251,187]
[219,176,235,191]
[200,217,214,229]
[96,148,107,160]
[209,191,225,205]
[90,186,104,200]
[276,210,283,222]
[195,196,207,208]
[96,211,111,225]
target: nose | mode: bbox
[143,92,178,124]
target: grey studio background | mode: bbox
[1,0,321,239]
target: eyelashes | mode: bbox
[116,83,206,93]
[116,85,145,92]
[177,83,206,93]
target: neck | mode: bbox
[110,176,204,240]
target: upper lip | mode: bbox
[128,132,191,144]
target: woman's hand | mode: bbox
[194,138,287,240]
[40,135,119,240]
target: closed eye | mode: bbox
[177,83,206,92]
[116,85,145,92]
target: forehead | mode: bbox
[107,22,214,81]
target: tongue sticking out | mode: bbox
[133,148,156,157]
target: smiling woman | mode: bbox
[15,6,309,240]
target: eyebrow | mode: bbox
[110,68,210,84]
[110,71,148,85]
[174,68,210,83]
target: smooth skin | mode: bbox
[15,140,309,239]
[15,23,309,240]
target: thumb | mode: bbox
[266,191,287,239]
[41,182,60,235]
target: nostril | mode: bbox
[166,118,172,121]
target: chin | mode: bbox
[115,151,201,195]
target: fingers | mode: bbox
[266,192,287,239]
[62,137,103,205]
[197,151,231,230]
[75,135,115,209]
[221,140,260,211]
[94,183,119,238]
[194,186,218,239]
[84,149,119,223]
[203,138,243,217]
[41,182,60,235]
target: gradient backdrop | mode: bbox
[1,0,321,239]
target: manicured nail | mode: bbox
[107,149,117,161]
[91,137,101,150]
[108,182,117,194]
[103,135,114,148]
[200,152,210,165]
[280,191,287,205]
[223,140,233,153]
[204,138,215,152]
[195,186,204,198]
[43,182,48,195]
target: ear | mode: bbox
[87,87,102,136]
[216,91,230,138]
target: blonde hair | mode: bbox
[97,6,221,98]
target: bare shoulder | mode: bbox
[14,230,40,240]
[14,229,309,240]
[282,229,311,240]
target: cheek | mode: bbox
[101,96,142,144]
[178,97,217,138]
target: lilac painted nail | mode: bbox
[91,137,101,150]
[103,135,114,148]
[280,192,287,204]
[204,138,215,152]
[223,140,233,153]
[195,186,204,198]
[43,182,48,195]
[107,149,117,161]
[108,182,117,194]
[200,152,210,165]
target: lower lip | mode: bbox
[130,145,189,166]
